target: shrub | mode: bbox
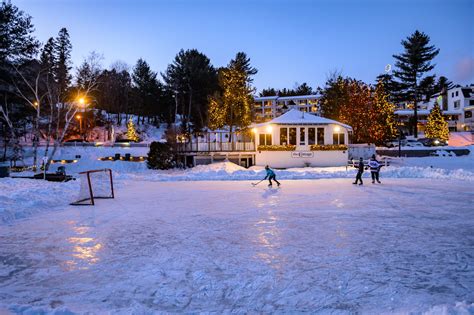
[147,141,175,170]
[310,144,348,151]
[257,145,296,151]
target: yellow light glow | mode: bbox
[266,125,273,133]
[76,115,81,119]
[334,126,341,132]
[252,128,257,134]
[33,101,38,106]
[78,97,85,105]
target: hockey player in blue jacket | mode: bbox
[264,165,281,187]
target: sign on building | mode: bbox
[291,152,314,158]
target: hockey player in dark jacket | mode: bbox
[368,154,381,183]
[352,157,365,185]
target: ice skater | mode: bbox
[368,154,381,184]
[352,157,365,185]
[264,165,280,187]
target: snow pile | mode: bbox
[0,178,78,224]
[115,161,474,183]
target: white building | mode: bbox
[177,109,352,168]
[253,95,320,122]
[395,85,474,132]
[252,109,352,168]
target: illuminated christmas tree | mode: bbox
[127,118,139,141]
[425,103,449,141]
[371,80,397,144]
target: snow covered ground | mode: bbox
[1,146,473,313]
[0,179,473,313]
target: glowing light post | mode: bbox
[77,97,86,140]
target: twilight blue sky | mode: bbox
[16,0,474,92]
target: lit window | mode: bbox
[332,133,345,145]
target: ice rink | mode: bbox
[1,178,473,313]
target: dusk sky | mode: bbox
[16,0,474,92]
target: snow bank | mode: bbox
[116,161,474,183]
[0,178,78,224]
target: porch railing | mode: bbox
[177,142,255,152]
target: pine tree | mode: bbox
[0,2,39,67]
[54,28,72,100]
[162,49,218,132]
[392,30,439,138]
[132,58,162,123]
[425,103,449,141]
[40,37,56,80]
[126,118,139,141]
[228,52,257,83]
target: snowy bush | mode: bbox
[147,141,175,170]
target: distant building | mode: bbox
[252,95,320,122]
[395,85,474,132]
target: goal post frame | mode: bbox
[71,168,114,206]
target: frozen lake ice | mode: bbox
[0,178,473,313]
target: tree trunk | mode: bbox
[187,88,193,135]
[32,106,40,172]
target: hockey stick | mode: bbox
[251,179,265,186]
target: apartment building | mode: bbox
[252,95,320,122]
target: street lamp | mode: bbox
[76,114,83,134]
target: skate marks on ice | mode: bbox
[0,179,473,313]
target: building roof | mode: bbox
[461,88,473,98]
[254,109,352,130]
[395,109,462,115]
[254,94,320,102]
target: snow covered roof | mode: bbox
[254,109,352,130]
[395,110,431,115]
[254,94,320,102]
[395,109,462,116]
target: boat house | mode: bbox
[177,109,352,168]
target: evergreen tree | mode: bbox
[126,118,139,141]
[375,73,400,102]
[228,52,257,83]
[54,28,72,100]
[96,68,132,124]
[0,1,39,67]
[294,82,313,95]
[259,88,278,97]
[435,76,454,93]
[162,49,218,133]
[132,58,163,123]
[319,75,349,120]
[425,103,449,141]
[40,37,56,80]
[392,30,439,138]
[0,1,39,161]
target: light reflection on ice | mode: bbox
[254,211,283,269]
[63,222,103,271]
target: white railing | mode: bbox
[178,142,255,152]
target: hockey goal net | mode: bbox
[71,169,114,205]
